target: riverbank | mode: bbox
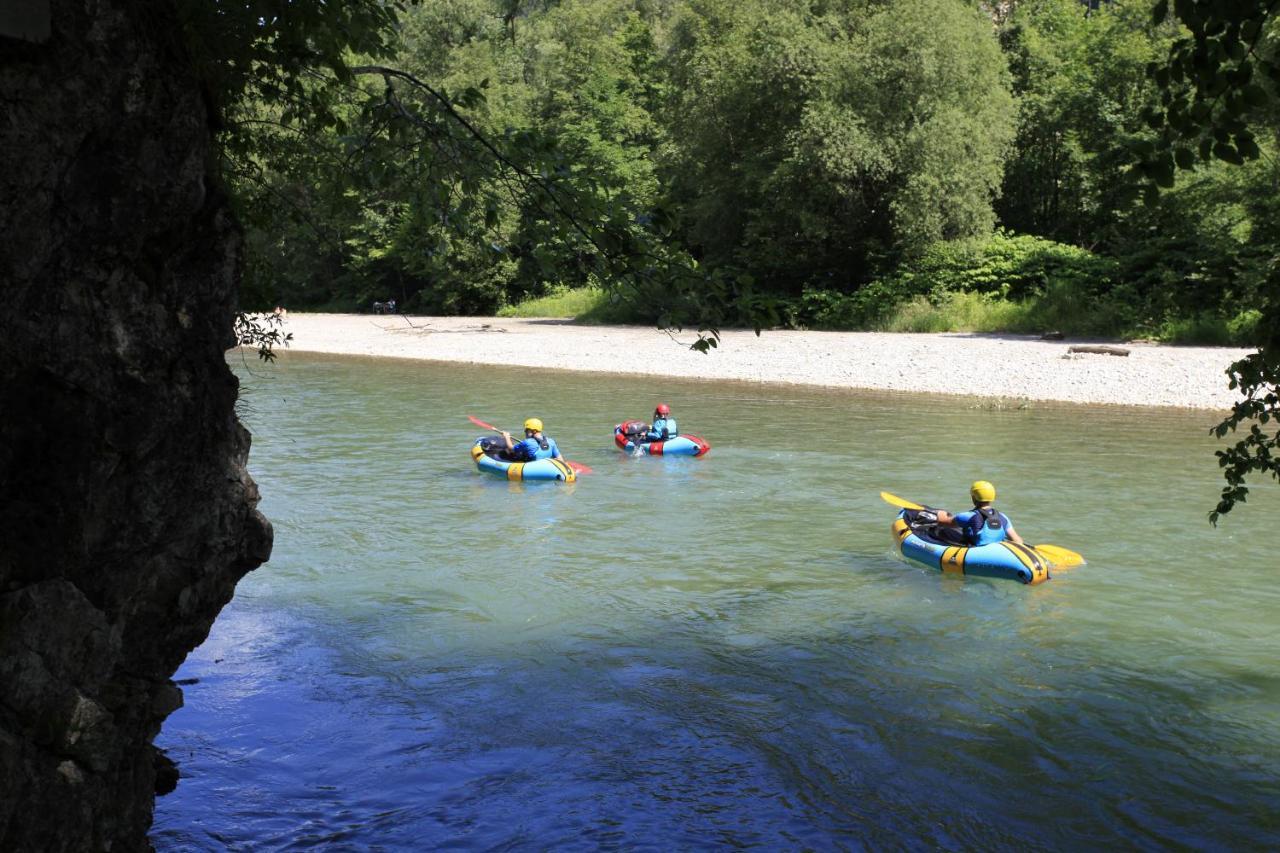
[267,313,1251,410]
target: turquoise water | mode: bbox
[152,353,1280,849]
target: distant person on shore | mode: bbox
[931,480,1023,546]
[643,403,678,442]
[502,418,563,461]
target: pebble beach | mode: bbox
[268,313,1253,411]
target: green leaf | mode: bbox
[1213,141,1244,165]
[1236,133,1261,160]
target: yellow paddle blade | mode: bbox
[880,491,926,511]
[1033,543,1085,568]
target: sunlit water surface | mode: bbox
[153,352,1280,849]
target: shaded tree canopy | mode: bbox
[1135,0,1280,521]
[178,0,1280,518]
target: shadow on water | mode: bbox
[154,354,1280,850]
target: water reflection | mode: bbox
[154,354,1280,849]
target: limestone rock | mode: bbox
[0,1,272,848]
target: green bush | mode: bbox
[1156,309,1264,346]
[886,230,1112,300]
[786,230,1117,331]
[875,292,1029,333]
[497,286,608,318]
[496,285,657,324]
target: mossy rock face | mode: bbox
[0,1,271,847]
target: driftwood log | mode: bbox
[1067,345,1131,357]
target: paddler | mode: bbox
[643,403,678,442]
[930,480,1024,546]
[502,417,563,462]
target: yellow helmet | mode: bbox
[970,480,996,503]
[524,417,544,433]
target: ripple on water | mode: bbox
[155,356,1280,849]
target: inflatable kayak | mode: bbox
[614,421,710,457]
[891,509,1050,585]
[470,437,576,482]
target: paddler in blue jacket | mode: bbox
[644,403,678,442]
[501,417,563,462]
[933,480,1024,546]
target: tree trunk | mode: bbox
[0,2,272,849]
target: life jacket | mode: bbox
[527,435,557,460]
[649,417,677,440]
[965,506,1007,546]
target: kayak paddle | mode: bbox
[467,415,592,474]
[468,415,502,432]
[880,491,1083,567]
[1029,543,1085,568]
[880,491,929,510]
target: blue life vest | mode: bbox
[647,417,677,441]
[514,435,559,461]
[958,507,1010,547]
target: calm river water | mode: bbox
[152,353,1279,849]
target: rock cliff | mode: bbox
[0,1,272,848]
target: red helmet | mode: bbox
[655,403,671,415]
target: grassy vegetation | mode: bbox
[496,282,1262,345]
[870,292,1262,344]
[496,286,608,318]
[1154,309,1262,346]
[875,293,1030,334]
[497,285,655,324]
[871,284,1133,338]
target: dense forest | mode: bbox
[183,0,1278,516]
[211,0,1277,348]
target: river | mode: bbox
[152,353,1280,849]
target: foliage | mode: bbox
[1212,347,1280,523]
[1139,0,1277,185]
[998,0,1171,244]
[496,286,609,318]
[1156,309,1262,346]
[183,0,743,350]
[1137,0,1280,521]
[185,0,1280,495]
[789,231,1118,329]
[177,0,406,357]
[661,0,1015,292]
[874,292,1030,335]
[233,312,293,362]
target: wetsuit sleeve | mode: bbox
[549,438,562,458]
